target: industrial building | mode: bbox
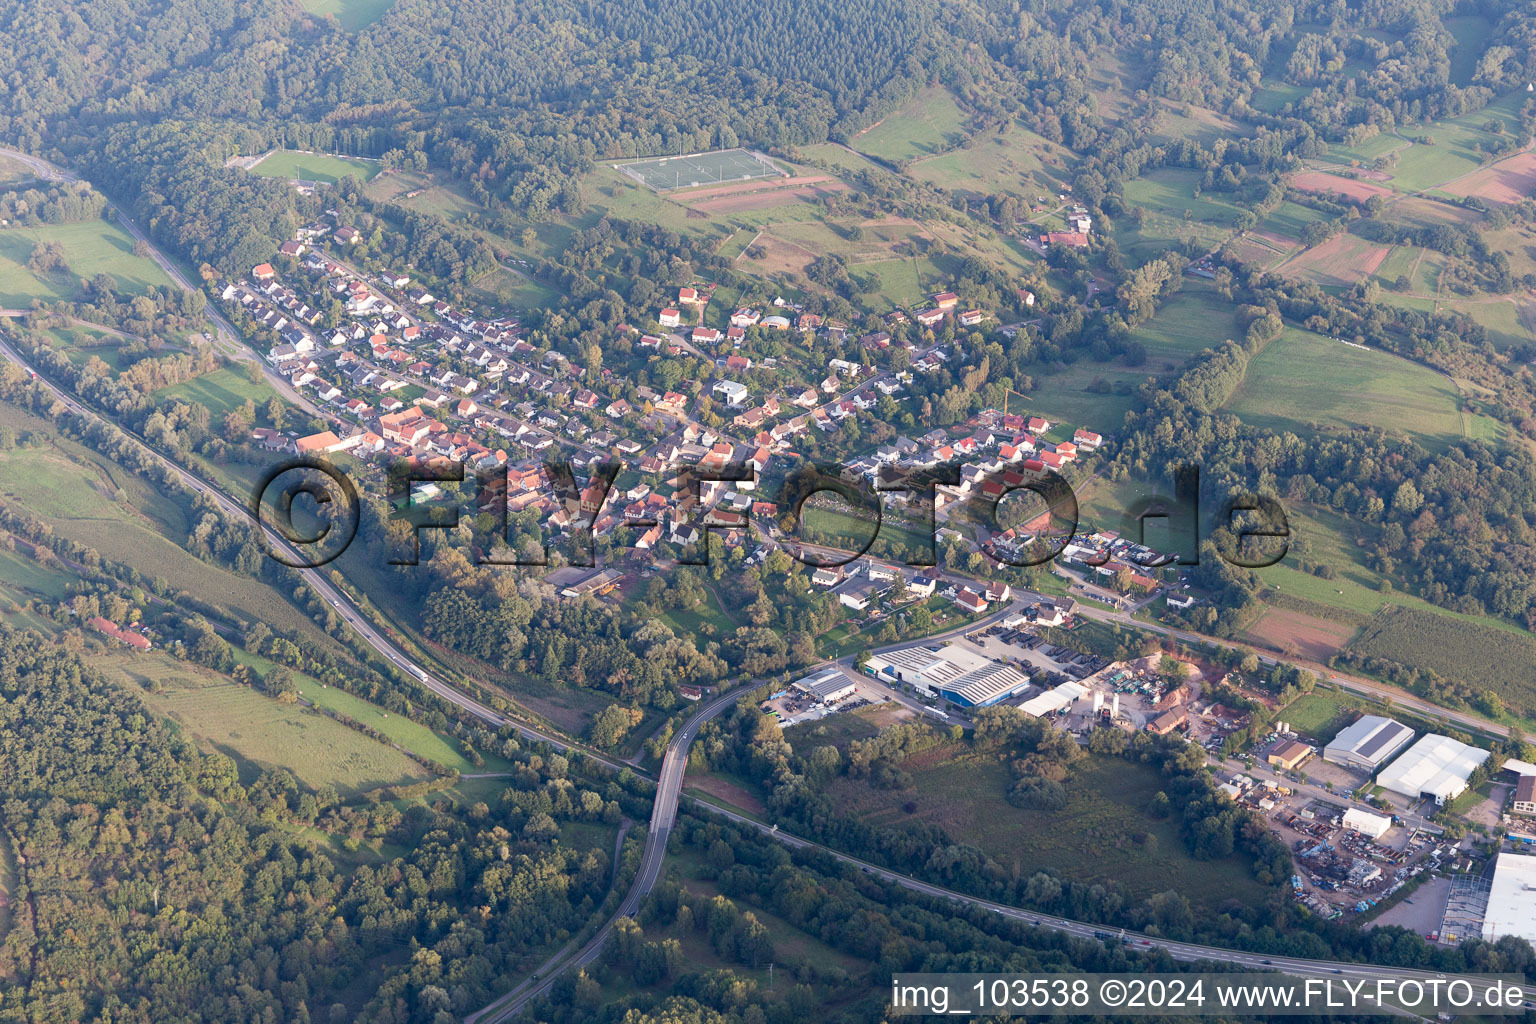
[791,668,856,705]
[1483,853,1536,944]
[1514,775,1536,816]
[1267,739,1313,770]
[1341,808,1393,840]
[1375,733,1489,805]
[1324,715,1415,771]
[864,645,1030,708]
[1019,680,1088,717]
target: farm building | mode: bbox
[792,668,856,705]
[1324,715,1415,771]
[1483,853,1536,945]
[1375,734,1488,805]
[1341,808,1392,840]
[864,645,1030,708]
[1267,739,1313,770]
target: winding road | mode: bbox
[2,143,1530,1021]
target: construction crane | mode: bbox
[1002,387,1031,417]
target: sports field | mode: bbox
[614,148,782,191]
[251,149,380,184]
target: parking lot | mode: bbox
[961,625,1111,684]
[761,677,889,727]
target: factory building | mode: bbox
[791,668,857,705]
[1483,853,1536,945]
[1341,808,1393,840]
[1375,734,1488,805]
[1267,739,1313,770]
[864,645,1030,708]
[1323,715,1415,771]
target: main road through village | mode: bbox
[1,150,1532,1021]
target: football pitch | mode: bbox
[614,148,783,191]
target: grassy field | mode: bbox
[1222,327,1468,450]
[298,0,396,30]
[1124,168,1243,226]
[908,122,1073,198]
[799,504,932,562]
[654,587,738,641]
[0,219,173,305]
[154,366,277,419]
[1025,360,1150,434]
[1131,284,1244,369]
[851,88,971,165]
[826,749,1273,907]
[230,649,485,773]
[1327,131,1411,166]
[1118,168,1242,258]
[47,324,132,370]
[1444,15,1496,86]
[1371,244,1423,289]
[251,149,381,184]
[1257,201,1328,243]
[467,265,561,311]
[1280,691,1365,744]
[1438,298,1533,352]
[1251,82,1310,115]
[0,402,342,646]
[97,652,432,796]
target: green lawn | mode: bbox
[1222,327,1468,450]
[1280,691,1364,744]
[1371,244,1422,289]
[1131,284,1244,369]
[1251,82,1309,114]
[1445,15,1496,86]
[0,219,173,305]
[251,149,381,184]
[467,265,561,311]
[1438,298,1532,352]
[0,404,343,647]
[0,154,40,184]
[909,122,1072,198]
[1327,131,1410,166]
[1123,168,1244,226]
[851,87,971,165]
[298,0,395,29]
[1025,361,1152,435]
[97,652,432,797]
[799,504,932,562]
[230,648,485,773]
[1257,201,1327,243]
[154,366,277,420]
[0,544,72,600]
[657,593,738,641]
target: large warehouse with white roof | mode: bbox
[1324,715,1415,771]
[864,645,1030,708]
[1484,853,1536,945]
[1375,733,1488,805]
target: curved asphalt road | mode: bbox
[2,136,1528,1015]
[11,343,1529,1019]
[0,145,326,419]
